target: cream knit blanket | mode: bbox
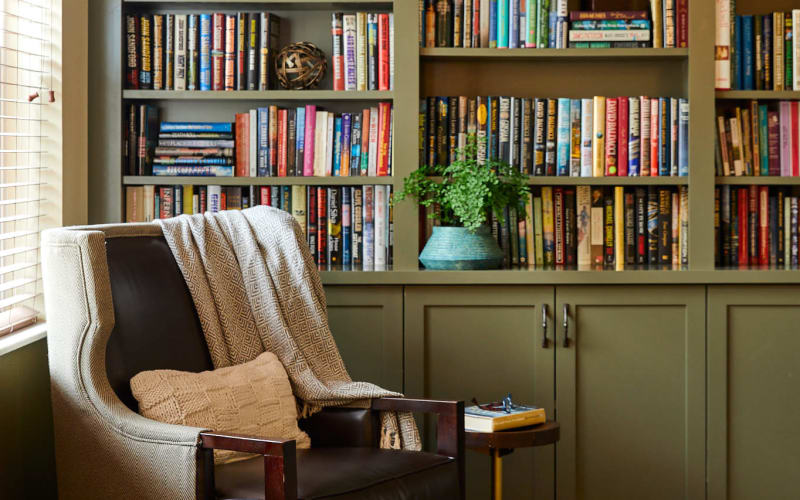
[157,206,420,451]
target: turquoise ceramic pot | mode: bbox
[419,225,504,270]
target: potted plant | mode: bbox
[395,138,530,270]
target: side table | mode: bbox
[465,421,560,500]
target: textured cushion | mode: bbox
[131,351,311,464]
[215,448,458,500]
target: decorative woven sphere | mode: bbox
[275,42,327,90]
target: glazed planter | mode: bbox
[419,225,504,270]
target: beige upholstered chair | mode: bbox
[42,222,464,499]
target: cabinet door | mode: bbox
[708,286,800,500]
[555,285,705,500]
[405,286,555,500]
[325,286,403,392]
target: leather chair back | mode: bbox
[104,235,213,411]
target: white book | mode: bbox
[208,185,222,212]
[325,113,335,176]
[314,111,327,176]
[389,13,394,90]
[356,12,367,91]
[368,106,379,176]
[794,10,800,91]
[714,0,731,90]
[480,0,490,48]
[249,109,257,177]
[374,185,387,271]
[579,98,593,177]
[576,185,591,269]
[192,194,199,215]
[343,14,357,91]
[143,185,155,221]
[174,15,187,90]
[569,30,650,42]
[363,185,374,271]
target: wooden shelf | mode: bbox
[124,0,392,6]
[716,177,800,185]
[420,47,689,61]
[526,176,688,186]
[123,176,395,186]
[715,90,800,100]
[123,90,393,101]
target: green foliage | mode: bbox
[394,137,530,232]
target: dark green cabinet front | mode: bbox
[708,286,800,500]
[404,286,555,500]
[554,286,706,500]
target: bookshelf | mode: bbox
[87,0,800,281]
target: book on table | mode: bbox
[464,403,546,432]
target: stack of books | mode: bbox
[568,11,654,49]
[422,185,689,270]
[331,12,394,91]
[420,95,689,177]
[716,185,800,268]
[125,11,281,91]
[716,100,800,177]
[153,122,235,177]
[125,184,394,272]
[715,8,800,90]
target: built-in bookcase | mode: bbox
[89,0,800,280]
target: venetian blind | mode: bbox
[0,0,50,335]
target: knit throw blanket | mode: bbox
[157,206,421,451]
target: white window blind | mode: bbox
[0,0,50,335]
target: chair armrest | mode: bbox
[199,432,297,500]
[372,398,465,500]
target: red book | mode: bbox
[650,98,659,176]
[738,187,748,267]
[259,186,270,205]
[793,102,800,176]
[331,13,344,91]
[759,185,769,266]
[269,105,278,176]
[604,97,618,176]
[159,187,173,218]
[376,103,391,176]
[219,190,227,211]
[617,96,629,176]
[676,0,688,48]
[211,13,225,91]
[317,187,328,268]
[472,1,481,47]
[224,15,236,91]
[234,113,249,177]
[278,109,288,177]
[377,14,390,91]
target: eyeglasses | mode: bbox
[471,393,517,414]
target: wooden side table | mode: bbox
[465,421,560,500]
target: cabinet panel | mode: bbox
[555,286,705,500]
[405,286,555,500]
[708,286,800,500]
[324,286,403,392]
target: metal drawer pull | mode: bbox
[562,304,570,348]
[541,304,549,348]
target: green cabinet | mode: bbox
[554,286,706,500]
[324,286,403,392]
[707,286,800,500]
[404,286,555,500]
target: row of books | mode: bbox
[715,185,800,268]
[125,12,280,91]
[331,13,394,91]
[420,95,689,177]
[125,184,393,271]
[716,100,800,177]
[125,104,394,177]
[714,8,800,90]
[418,4,686,49]
[422,185,689,270]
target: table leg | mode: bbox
[489,448,502,500]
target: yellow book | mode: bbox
[465,403,546,433]
[183,184,194,215]
[291,185,307,234]
[614,186,625,271]
[592,96,606,177]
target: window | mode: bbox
[0,0,51,335]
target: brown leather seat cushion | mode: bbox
[215,448,458,500]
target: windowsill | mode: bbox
[0,322,47,357]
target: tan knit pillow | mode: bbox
[130,351,311,464]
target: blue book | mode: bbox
[281,186,291,213]
[153,157,232,165]
[548,11,557,49]
[741,16,754,90]
[341,113,352,176]
[556,98,570,176]
[509,0,519,48]
[152,165,235,176]
[489,0,499,48]
[497,0,509,48]
[257,108,269,176]
[628,98,640,176]
[678,98,689,177]
[351,114,362,175]
[270,186,279,209]
[160,122,232,133]
[295,107,305,176]
[342,187,352,270]
[732,15,741,90]
[198,14,211,91]
[333,116,343,176]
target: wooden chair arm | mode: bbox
[371,398,465,500]
[199,431,297,500]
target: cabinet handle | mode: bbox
[562,303,570,348]
[541,304,549,348]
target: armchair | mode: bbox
[42,223,464,500]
